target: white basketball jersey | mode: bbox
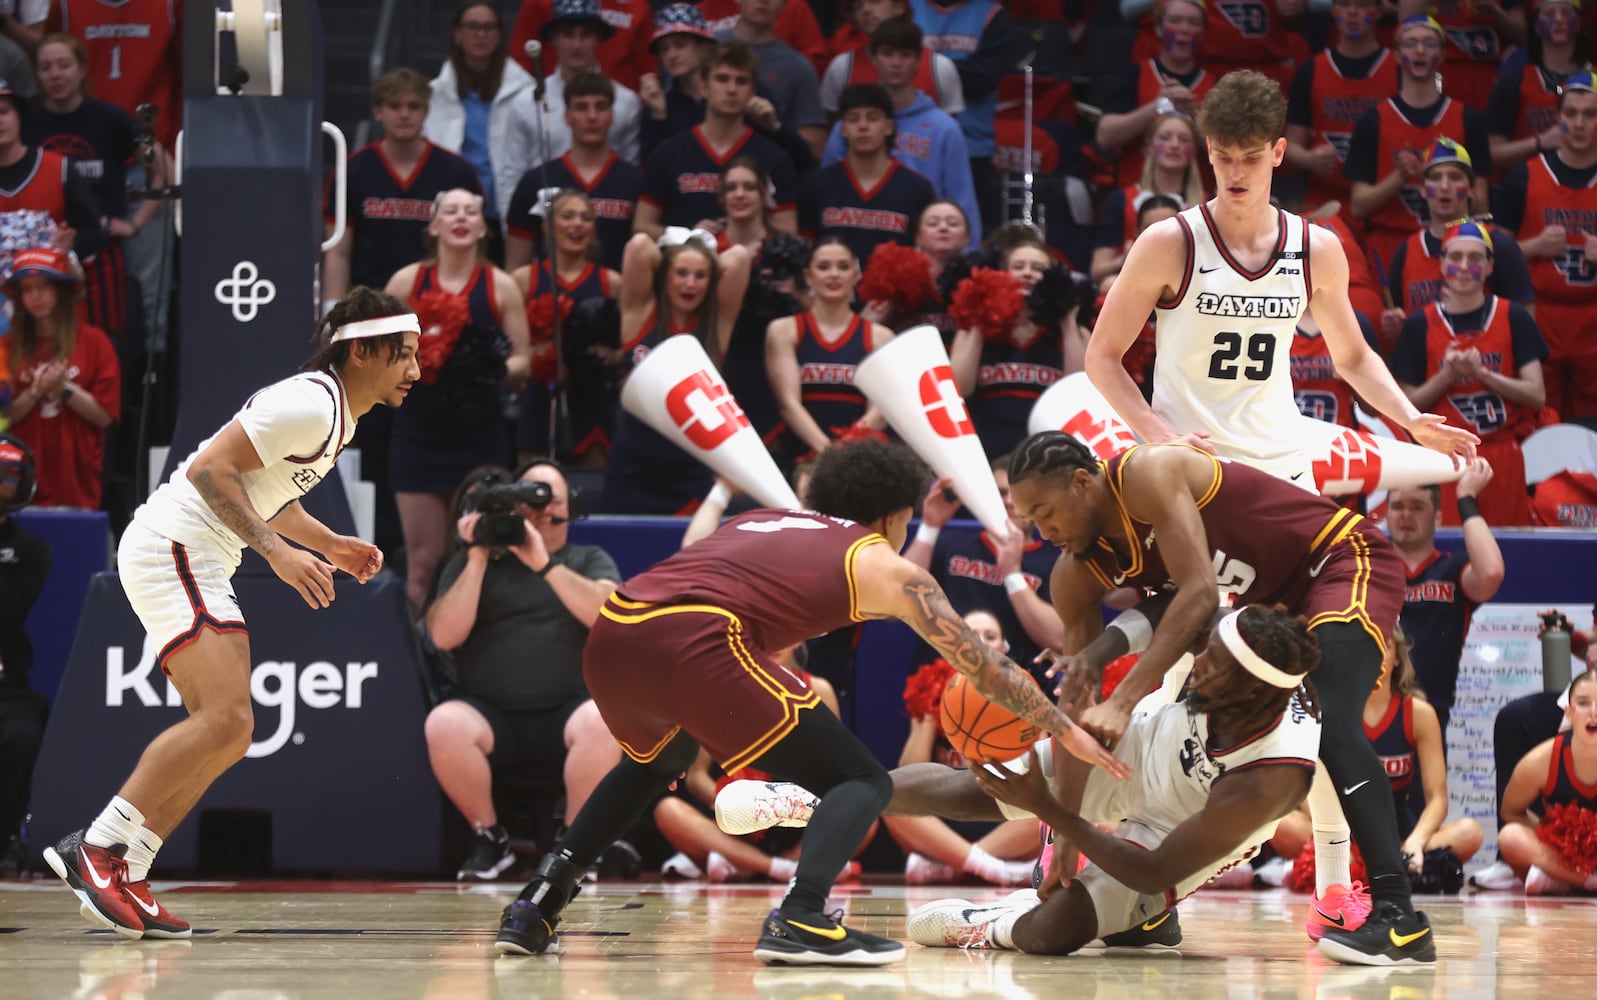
[1153,205,1315,481]
[135,371,356,569]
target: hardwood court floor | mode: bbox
[1,878,1592,999]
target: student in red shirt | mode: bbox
[0,247,119,509]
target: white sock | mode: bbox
[125,829,163,884]
[990,907,1023,950]
[85,796,145,851]
[963,845,1008,883]
[767,856,798,882]
[1307,762,1352,893]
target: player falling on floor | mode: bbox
[43,287,421,939]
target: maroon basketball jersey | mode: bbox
[616,510,887,650]
[1080,445,1376,612]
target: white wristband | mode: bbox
[706,483,732,508]
[914,524,941,547]
[1004,573,1030,595]
[1106,607,1153,653]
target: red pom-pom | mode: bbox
[831,423,889,446]
[1536,802,1597,874]
[525,293,574,383]
[714,766,772,796]
[857,243,939,315]
[949,268,1026,344]
[1289,839,1368,893]
[904,659,956,721]
[412,289,471,384]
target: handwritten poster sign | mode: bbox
[1446,603,1580,870]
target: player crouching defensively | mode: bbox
[43,288,420,939]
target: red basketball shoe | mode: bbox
[43,830,145,938]
[1305,881,1372,941]
[123,880,192,939]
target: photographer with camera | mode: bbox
[423,458,623,880]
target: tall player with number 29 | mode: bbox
[1082,71,1476,966]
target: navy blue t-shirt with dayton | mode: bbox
[639,125,798,229]
[506,151,641,271]
[1400,549,1478,734]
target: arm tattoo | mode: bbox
[192,467,278,557]
[903,575,1075,737]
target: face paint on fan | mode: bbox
[1159,26,1202,52]
[1334,6,1376,38]
[1442,261,1485,283]
[1153,138,1195,158]
[1423,180,1469,200]
[1537,3,1575,39]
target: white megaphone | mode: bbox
[1028,372,1140,460]
[1296,414,1465,496]
[620,335,801,509]
[854,326,1011,538]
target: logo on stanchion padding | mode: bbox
[918,365,973,439]
[214,261,278,323]
[665,370,749,450]
[1313,427,1385,496]
[1061,409,1138,460]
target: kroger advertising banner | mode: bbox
[30,571,439,873]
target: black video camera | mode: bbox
[466,476,554,547]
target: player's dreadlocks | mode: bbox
[1228,604,1322,733]
[300,286,413,373]
[1007,431,1101,490]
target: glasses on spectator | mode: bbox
[459,20,500,33]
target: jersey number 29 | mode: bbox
[1207,331,1275,381]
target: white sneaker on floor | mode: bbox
[907,894,1036,950]
[905,852,960,885]
[1254,855,1292,887]
[715,780,818,835]
[707,850,746,883]
[1524,865,1570,895]
[1469,860,1521,891]
[660,851,703,880]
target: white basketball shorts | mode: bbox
[118,521,248,670]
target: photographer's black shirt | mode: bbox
[432,542,620,711]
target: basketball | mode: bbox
[938,672,1044,764]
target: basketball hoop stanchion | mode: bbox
[174,0,357,539]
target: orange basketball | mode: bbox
[938,672,1044,764]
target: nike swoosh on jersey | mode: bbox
[80,847,113,890]
[1389,925,1431,948]
[787,919,847,941]
[1199,265,1223,273]
[1342,780,1371,795]
[1308,550,1334,578]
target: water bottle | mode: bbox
[1542,610,1573,695]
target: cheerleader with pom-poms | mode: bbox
[1498,671,1597,894]
[765,237,894,459]
[948,226,1086,459]
[511,189,620,468]
[384,187,532,613]
[858,199,971,333]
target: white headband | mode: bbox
[329,313,421,343]
[1216,610,1302,690]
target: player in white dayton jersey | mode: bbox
[1085,70,1476,483]
[43,287,421,941]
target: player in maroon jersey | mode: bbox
[492,439,1127,964]
[1008,432,1436,966]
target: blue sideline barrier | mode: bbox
[24,511,1597,874]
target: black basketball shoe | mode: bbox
[1101,908,1182,948]
[753,909,905,966]
[1316,901,1437,966]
